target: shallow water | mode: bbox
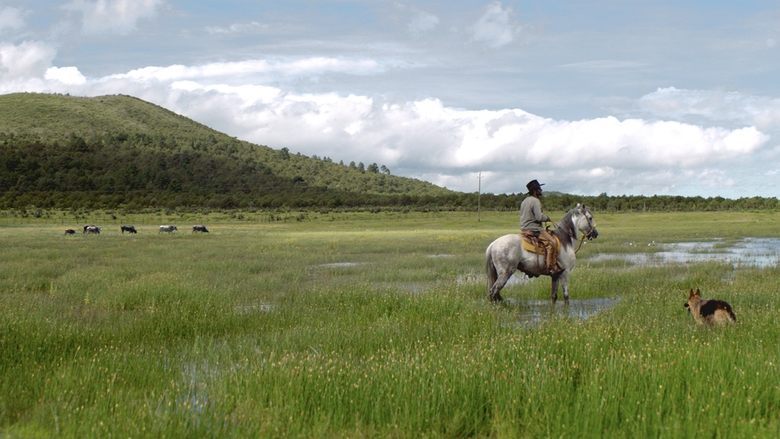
[505,297,619,327]
[587,238,780,268]
[316,262,364,268]
[234,303,274,315]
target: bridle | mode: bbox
[550,206,596,254]
[572,210,596,254]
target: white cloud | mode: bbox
[146,82,767,182]
[470,1,518,48]
[393,3,439,35]
[205,21,268,35]
[408,9,439,34]
[560,60,647,72]
[0,41,56,79]
[65,0,164,35]
[0,7,25,32]
[107,57,384,82]
[639,87,780,130]
[45,66,87,85]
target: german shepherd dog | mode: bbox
[684,288,736,325]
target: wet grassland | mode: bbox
[1,210,779,437]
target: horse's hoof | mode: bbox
[489,295,504,303]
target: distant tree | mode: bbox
[367,163,379,173]
[349,161,357,169]
[279,147,290,159]
[380,165,390,175]
[358,162,365,172]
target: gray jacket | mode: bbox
[520,195,550,232]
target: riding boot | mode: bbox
[549,247,562,274]
[545,251,554,275]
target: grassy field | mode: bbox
[1,210,779,438]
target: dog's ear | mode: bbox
[689,288,695,298]
[695,288,701,296]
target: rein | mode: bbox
[574,234,588,254]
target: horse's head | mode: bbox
[573,203,598,240]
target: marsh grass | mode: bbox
[1,211,779,437]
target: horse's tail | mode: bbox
[485,245,498,295]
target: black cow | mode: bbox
[121,225,137,234]
[64,229,76,235]
[192,225,209,233]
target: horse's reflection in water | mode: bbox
[503,297,619,327]
[486,204,599,303]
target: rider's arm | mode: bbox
[533,199,550,223]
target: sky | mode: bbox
[1,1,780,198]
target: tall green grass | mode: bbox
[1,211,779,437]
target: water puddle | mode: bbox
[588,238,780,268]
[456,273,481,285]
[457,272,532,287]
[393,282,429,294]
[504,297,619,327]
[316,262,364,268]
[234,303,275,315]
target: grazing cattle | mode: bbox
[83,225,101,235]
[192,225,209,233]
[64,229,76,235]
[121,225,137,234]
[159,225,177,233]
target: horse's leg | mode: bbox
[550,273,559,303]
[560,271,571,304]
[489,270,513,302]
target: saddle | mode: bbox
[521,230,562,274]
[521,230,559,254]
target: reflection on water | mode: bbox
[588,238,780,268]
[504,297,619,327]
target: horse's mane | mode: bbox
[553,207,579,249]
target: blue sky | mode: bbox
[2,1,780,197]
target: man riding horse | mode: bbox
[520,179,560,274]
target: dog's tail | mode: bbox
[725,303,737,322]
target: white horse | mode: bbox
[485,203,599,303]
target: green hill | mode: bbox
[0,93,455,209]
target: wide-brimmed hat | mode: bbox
[526,179,545,192]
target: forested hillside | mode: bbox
[0,93,454,209]
[1,93,778,212]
